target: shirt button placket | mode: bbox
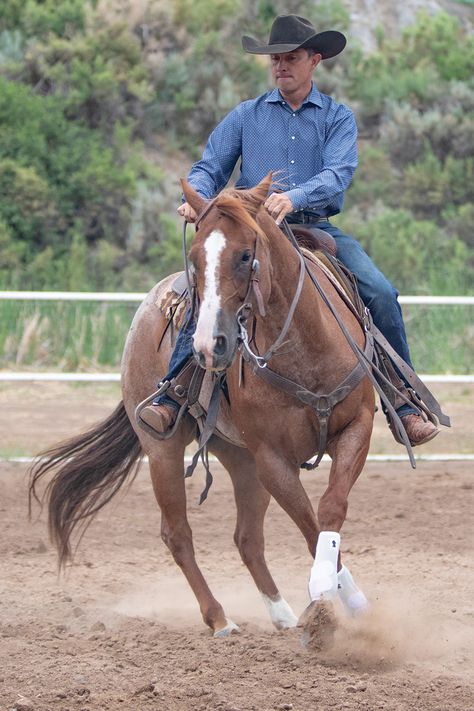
[289,111,296,185]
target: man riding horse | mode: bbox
[140,13,438,447]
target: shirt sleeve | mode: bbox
[187,106,243,199]
[285,107,358,212]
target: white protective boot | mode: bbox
[308,531,340,601]
[337,565,369,616]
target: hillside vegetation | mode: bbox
[0,0,473,371]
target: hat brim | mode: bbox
[242,30,346,60]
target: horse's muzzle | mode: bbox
[193,312,239,371]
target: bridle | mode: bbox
[185,199,307,370]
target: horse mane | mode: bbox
[213,189,269,243]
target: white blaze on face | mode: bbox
[193,229,226,365]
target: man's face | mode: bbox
[270,49,321,94]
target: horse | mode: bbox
[29,174,375,639]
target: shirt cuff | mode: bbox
[284,188,308,212]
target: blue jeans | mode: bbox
[158,223,415,415]
[318,222,414,416]
[155,310,197,408]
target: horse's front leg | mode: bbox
[311,410,373,616]
[148,436,237,637]
[252,445,321,557]
[210,437,298,630]
[251,444,345,647]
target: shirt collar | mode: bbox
[265,83,323,108]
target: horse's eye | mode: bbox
[241,251,252,263]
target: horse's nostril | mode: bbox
[214,335,227,356]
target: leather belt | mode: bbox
[287,213,329,225]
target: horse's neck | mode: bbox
[257,221,330,363]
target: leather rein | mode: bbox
[137,199,449,504]
[186,204,374,470]
[174,201,450,501]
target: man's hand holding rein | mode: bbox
[177,202,198,223]
[264,192,294,225]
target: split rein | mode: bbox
[183,204,376,473]
[183,203,424,470]
[137,200,449,503]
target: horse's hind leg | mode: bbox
[210,437,298,629]
[148,437,237,636]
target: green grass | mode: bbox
[0,301,472,373]
[0,444,32,458]
[0,300,137,370]
[403,304,473,373]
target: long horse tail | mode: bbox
[28,401,143,568]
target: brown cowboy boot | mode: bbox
[400,414,439,446]
[140,403,178,434]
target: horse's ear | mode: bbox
[243,172,272,216]
[251,172,272,206]
[180,178,208,215]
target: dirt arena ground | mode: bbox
[0,382,473,711]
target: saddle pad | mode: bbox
[158,278,188,331]
[301,248,357,308]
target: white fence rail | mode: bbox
[1,290,474,305]
[1,291,472,384]
[1,372,472,383]
[3,453,473,465]
[0,290,146,302]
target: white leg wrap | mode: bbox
[261,594,298,629]
[337,565,369,616]
[308,531,340,602]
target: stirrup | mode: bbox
[135,382,188,441]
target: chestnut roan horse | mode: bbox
[30,174,377,637]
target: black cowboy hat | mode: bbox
[242,14,346,59]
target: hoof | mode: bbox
[298,600,337,652]
[274,616,298,631]
[262,594,298,630]
[213,620,240,638]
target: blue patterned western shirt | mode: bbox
[187,83,358,218]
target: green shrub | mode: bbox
[400,153,474,218]
[0,29,24,64]
[22,0,87,38]
[0,1,26,31]
[0,159,56,245]
[345,145,397,210]
[348,11,474,126]
[174,0,241,33]
[0,0,92,37]
[380,86,474,167]
[337,205,472,294]
[16,24,152,130]
[401,10,474,82]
